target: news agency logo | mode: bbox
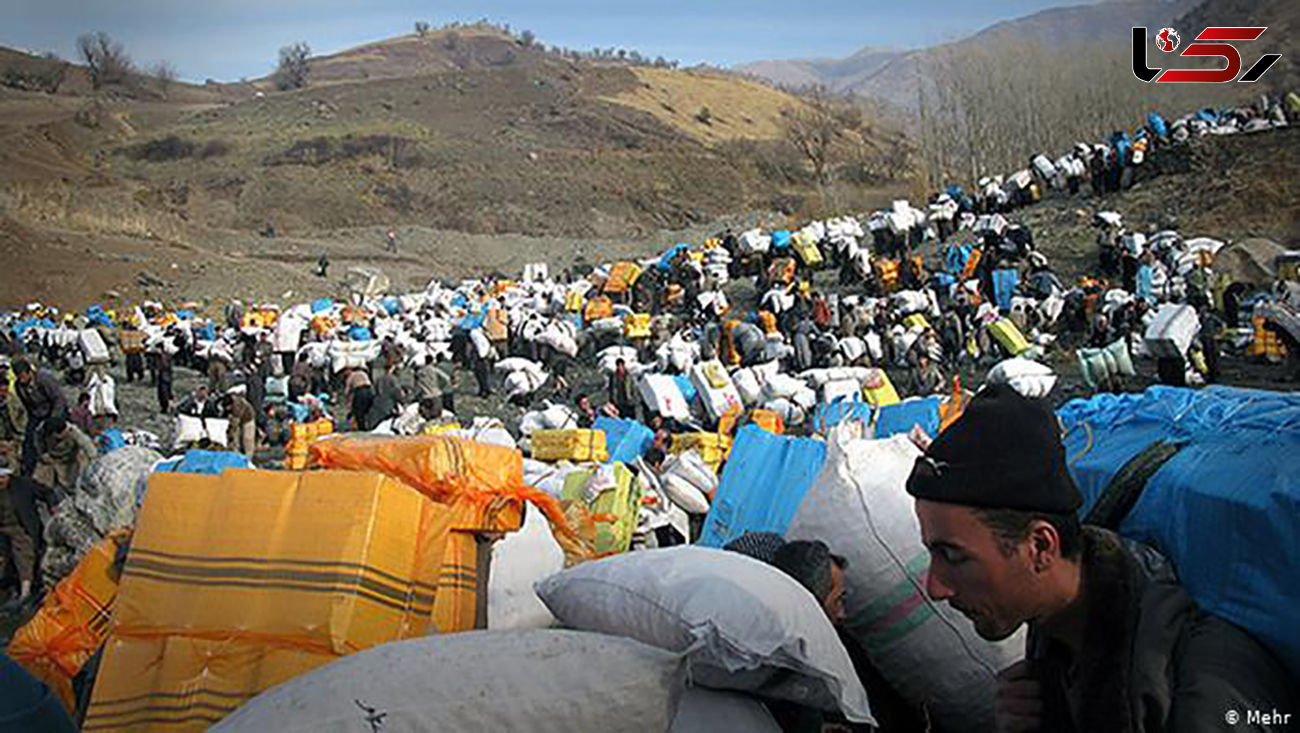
[1155,28,1181,53]
[1132,26,1282,83]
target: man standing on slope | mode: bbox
[905,385,1294,732]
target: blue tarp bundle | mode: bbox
[86,305,113,328]
[195,324,216,341]
[155,450,253,476]
[98,428,126,454]
[176,309,195,321]
[993,268,1019,312]
[1147,111,1168,138]
[595,416,655,465]
[143,450,254,506]
[311,297,334,313]
[945,243,974,275]
[673,375,698,407]
[381,297,401,316]
[348,326,373,341]
[770,231,793,250]
[12,318,55,338]
[458,312,485,331]
[698,425,828,547]
[875,397,941,439]
[810,396,873,435]
[1058,386,1300,681]
[657,243,690,271]
[1135,265,1154,302]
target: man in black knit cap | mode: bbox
[905,384,1294,733]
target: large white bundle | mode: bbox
[800,366,871,388]
[985,357,1058,399]
[731,367,763,406]
[536,547,874,725]
[449,417,519,450]
[1031,153,1056,181]
[761,372,807,401]
[78,328,110,364]
[87,372,116,417]
[838,337,867,364]
[822,379,861,404]
[523,262,550,283]
[638,374,692,422]
[1144,304,1200,359]
[661,449,717,498]
[328,339,382,373]
[214,630,686,733]
[495,357,545,375]
[671,688,780,733]
[488,505,563,630]
[738,228,771,255]
[661,474,710,515]
[297,342,330,369]
[536,322,578,358]
[174,415,229,448]
[891,290,931,316]
[1008,169,1032,189]
[657,333,700,373]
[690,361,743,423]
[504,368,548,400]
[41,445,162,588]
[974,214,1008,236]
[864,332,885,363]
[273,315,305,354]
[787,428,1024,733]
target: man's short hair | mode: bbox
[42,416,68,440]
[11,357,31,375]
[972,507,1083,560]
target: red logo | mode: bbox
[1132,26,1282,83]
[1155,28,1181,53]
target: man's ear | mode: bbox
[1027,521,1060,573]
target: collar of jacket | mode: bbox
[1026,526,1192,733]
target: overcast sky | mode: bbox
[3,0,1094,82]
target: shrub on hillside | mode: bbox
[119,136,230,162]
[264,134,424,168]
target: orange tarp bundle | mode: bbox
[604,262,643,294]
[8,531,129,715]
[86,469,464,731]
[309,434,590,562]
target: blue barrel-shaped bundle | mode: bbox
[992,268,1020,312]
[698,425,828,547]
[874,396,941,439]
[381,296,401,316]
[311,297,335,313]
[1057,386,1300,682]
[348,325,373,341]
[945,243,974,276]
[771,230,793,250]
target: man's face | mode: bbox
[16,370,31,385]
[915,499,1040,641]
[823,563,848,626]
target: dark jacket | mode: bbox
[1027,527,1295,732]
[17,369,67,423]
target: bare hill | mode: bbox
[740,1,1193,109]
[0,30,902,310]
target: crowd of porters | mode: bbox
[0,91,1297,731]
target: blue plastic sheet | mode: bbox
[770,230,793,250]
[698,425,828,547]
[810,396,873,435]
[674,375,698,407]
[993,268,1019,312]
[657,243,690,271]
[595,416,654,464]
[945,244,973,275]
[98,428,126,454]
[875,397,941,439]
[311,297,334,313]
[155,450,253,476]
[1057,386,1300,681]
